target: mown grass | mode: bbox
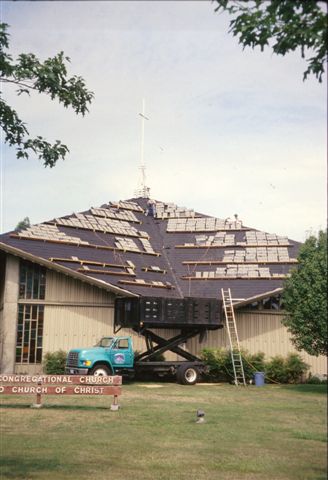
[0,383,327,480]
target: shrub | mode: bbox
[201,348,231,382]
[242,351,266,382]
[285,353,310,383]
[201,348,265,383]
[265,355,288,383]
[43,350,67,374]
[201,348,310,384]
[265,353,309,383]
[305,373,327,384]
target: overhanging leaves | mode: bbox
[282,230,327,357]
[0,22,94,167]
[214,0,328,82]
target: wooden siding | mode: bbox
[43,270,179,360]
[43,305,178,360]
[15,269,325,375]
[45,271,114,305]
[187,311,327,375]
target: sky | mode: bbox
[0,0,326,242]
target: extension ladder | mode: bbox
[221,288,246,386]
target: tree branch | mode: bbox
[0,77,37,91]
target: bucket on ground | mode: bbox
[254,371,265,386]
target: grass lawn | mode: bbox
[0,383,327,480]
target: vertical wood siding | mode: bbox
[187,311,327,375]
[38,271,326,375]
[43,271,179,360]
[43,306,179,360]
[46,271,114,304]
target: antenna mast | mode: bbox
[135,99,150,198]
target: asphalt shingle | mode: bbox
[0,197,300,301]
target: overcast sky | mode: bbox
[0,1,326,242]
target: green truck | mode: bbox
[66,297,223,385]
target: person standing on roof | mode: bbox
[146,199,155,217]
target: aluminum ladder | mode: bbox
[221,288,246,386]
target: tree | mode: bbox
[214,0,328,82]
[0,23,94,167]
[15,217,31,231]
[282,230,327,357]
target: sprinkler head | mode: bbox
[196,409,205,423]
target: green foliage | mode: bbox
[265,355,287,383]
[243,350,266,379]
[43,350,67,374]
[214,0,328,82]
[265,353,309,383]
[306,374,327,385]
[15,216,30,231]
[0,23,94,167]
[201,347,229,381]
[282,230,327,357]
[201,348,309,383]
[201,348,266,383]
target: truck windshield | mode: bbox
[97,337,114,348]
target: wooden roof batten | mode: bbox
[0,242,138,298]
[0,197,300,300]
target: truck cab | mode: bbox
[66,336,134,376]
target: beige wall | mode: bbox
[1,255,19,374]
[42,271,179,361]
[187,310,327,375]
[43,270,116,352]
[7,265,326,376]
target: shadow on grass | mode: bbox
[280,384,327,395]
[0,456,61,479]
[0,403,111,411]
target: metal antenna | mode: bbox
[135,99,150,198]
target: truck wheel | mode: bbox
[177,364,199,385]
[90,364,111,376]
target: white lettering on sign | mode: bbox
[79,376,114,385]
[0,374,122,386]
[0,375,74,384]
[55,386,67,394]
[11,386,48,394]
[0,386,4,393]
[73,386,105,395]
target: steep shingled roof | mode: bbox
[0,198,300,301]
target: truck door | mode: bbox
[110,337,133,368]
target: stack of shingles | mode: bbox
[194,232,235,247]
[246,248,257,262]
[257,247,268,262]
[139,238,156,254]
[212,232,235,245]
[234,250,246,262]
[222,250,235,262]
[278,247,290,261]
[194,264,274,278]
[195,234,207,245]
[155,202,195,220]
[115,237,140,252]
[259,267,271,277]
[18,224,89,245]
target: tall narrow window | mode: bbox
[19,261,46,300]
[16,261,46,364]
[16,304,44,364]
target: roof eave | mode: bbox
[233,288,284,309]
[0,242,137,298]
